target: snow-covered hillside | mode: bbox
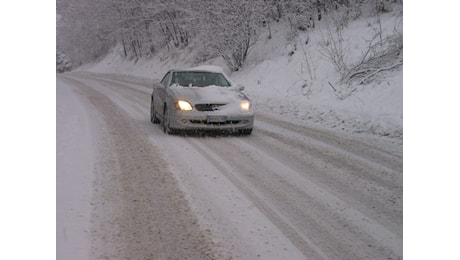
[81,10,403,141]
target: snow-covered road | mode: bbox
[57,72,403,259]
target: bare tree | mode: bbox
[57,0,118,65]
[199,0,268,71]
[57,0,402,71]
[319,11,403,99]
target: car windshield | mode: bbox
[171,71,231,87]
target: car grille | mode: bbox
[195,104,226,111]
[189,119,244,125]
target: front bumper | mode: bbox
[169,110,254,131]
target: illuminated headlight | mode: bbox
[176,100,193,111]
[240,100,251,111]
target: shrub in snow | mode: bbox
[56,52,72,73]
[344,30,402,85]
[320,12,403,97]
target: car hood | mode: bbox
[169,85,248,104]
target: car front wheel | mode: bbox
[163,106,175,135]
[150,98,160,124]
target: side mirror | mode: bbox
[152,80,164,89]
[236,84,245,91]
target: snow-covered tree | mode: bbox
[57,0,117,66]
[57,0,402,70]
[199,0,268,71]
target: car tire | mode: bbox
[163,106,176,135]
[150,98,160,124]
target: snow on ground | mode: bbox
[57,72,403,258]
[81,11,403,141]
[57,73,311,259]
[57,77,95,259]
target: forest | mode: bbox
[57,0,402,72]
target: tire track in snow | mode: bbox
[64,73,150,122]
[62,72,402,259]
[60,76,218,259]
[252,124,403,222]
[233,136,402,256]
[256,112,403,174]
[187,136,402,259]
[246,129,402,238]
[185,137,331,259]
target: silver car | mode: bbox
[150,67,254,135]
